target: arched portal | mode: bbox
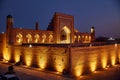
[60,26,71,43]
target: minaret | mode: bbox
[35,22,39,30]
[90,27,95,42]
[6,15,14,44]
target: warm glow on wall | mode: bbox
[110,51,116,65]
[55,58,65,72]
[24,50,32,66]
[37,55,47,69]
[89,52,97,72]
[101,52,108,68]
[101,56,107,68]
[3,48,11,61]
[25,55,32,66]
[14,50,20,63]
[55,64,64,72]
[74,65,83,77]
[90,61,97,72]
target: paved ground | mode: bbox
[0,62,120,80]
[77,65,120,80]
[0,62,74,80]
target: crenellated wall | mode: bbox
[1,43,120,77]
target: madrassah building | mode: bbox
[0,12,105,77]
[0,12,120,78]
[4,12,95,45]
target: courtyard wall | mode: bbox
[1,43,120,77]
[70,44,120,77]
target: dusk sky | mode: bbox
[0,0,120,38]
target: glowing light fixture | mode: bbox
[89,44,92,47]
[115,43,117,47]
[29,44,32,47]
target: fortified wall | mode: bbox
[1,43,120,77]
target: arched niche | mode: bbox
[34,34,40,43]
[26,33,32,43]
[48,34,53,43]
[16,33,23,43]
[42,34,46,43]
[60,26,71,43]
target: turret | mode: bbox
[6,15,14,44]
[7,15,13,29]
[90,27,95,42]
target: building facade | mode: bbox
[6,12,95,45]
[1,12,120,78]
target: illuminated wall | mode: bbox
[70,44,120,77]
[1,45,69,73]
[1,43,120,77]
[49,47,69,72]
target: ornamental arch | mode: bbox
[60,26,71,43]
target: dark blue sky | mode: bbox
[0,0,120,38]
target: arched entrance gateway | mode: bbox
[60,26,71,43]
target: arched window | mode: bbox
[89,36,91,41]
[48,34,53,43]
[74,35,77,42]
[82,35,84,39]
[34,34,40,43]
[85,35,88,41]
[78,35,81,42]
[16,33,23,43]
[26,34,32,43]
[42,34,46,43]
